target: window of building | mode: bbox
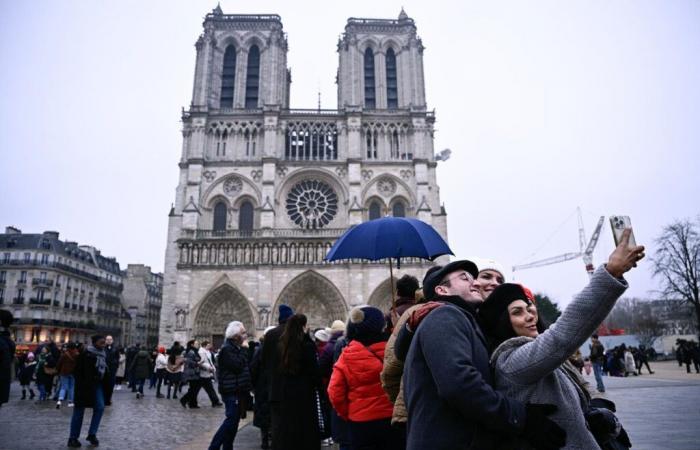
[245,45,260,109]
[37,290,45,301]
[392,202,406,218]
[40,271,47,281]
[19,271,27,283]
[390,129,400,159]
[220,45,236,108]
[2,253,9,264]
[364,48,376,109]
[0,288,4,304]
[24,252,30,263]
[0,271,5,283]
[213,202,227,232]
[41,253,49,264]
[369,201,382,220]
[239,201,254,232]
[386,48,398,109]
[17,288,24,301]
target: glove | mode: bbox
[407,302,443,331]
[523,403,567,450]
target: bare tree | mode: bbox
[604,297,666,347]
[651,218,700,341]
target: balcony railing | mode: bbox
[29,298,51,306]
[0,259,121,289]
[32,278,54,287]
[180,228,346,240]
[12,298,24,305]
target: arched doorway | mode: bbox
[367,277,397,313]
[273,271,347,330]
[193,284,255,349]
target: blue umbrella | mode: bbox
[325,217,453,308]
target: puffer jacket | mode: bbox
[327,340,393,422]
[217,339,252,396]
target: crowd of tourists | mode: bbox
[674,339,700,374]
[0,228,648,449]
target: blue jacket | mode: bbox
[403,296,526,450]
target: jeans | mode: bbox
[59,375,75,402]
[69,384,105,439]
[135,378,146,394]
[593,362,605,392]
[208,394,241,450]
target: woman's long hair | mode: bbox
[278,314,307,375]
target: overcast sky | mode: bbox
[1,0,698,308]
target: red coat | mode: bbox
[327,340,393,422]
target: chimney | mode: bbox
[5,226,21,235]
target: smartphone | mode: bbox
[610,215,637,247]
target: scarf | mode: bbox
[87,345,107,379]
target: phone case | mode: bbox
[610,215,636,247]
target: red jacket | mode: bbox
[327,340,393,422]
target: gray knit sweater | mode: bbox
[489,266,628,449]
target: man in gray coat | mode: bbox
[401,260,565,450]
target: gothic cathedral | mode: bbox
[160,7,448,346]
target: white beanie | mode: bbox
[472,257,507,279]
[314,329,331,342]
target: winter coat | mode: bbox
[274,335,321,450]
[624,351,636,374]
[0,330,15,404]
[19,361,37,385]
[104,345,119,374]
[129,349,152,380]
[489,266,628,449]
[393,296,416,325]
[318,330,343,380]
[35,353,56,384]
[198,347,216,379]
[250,345,271,430]
[217,339,252,396]
[381,303,423,424]
[259,323,285,402]
[116,353,126,378]
[403,295,525,450]
[73,349,110,408]
[328,340,393,422]
[56,351,78,376]
[590,341,605,364]
[182,348,201,382]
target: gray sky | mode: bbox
[1,0,698,308]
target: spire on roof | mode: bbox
[398,7,409,20]
[212,3,223,15]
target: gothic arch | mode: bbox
[367,277,397,312]
[201,173,262,208]
[217,34,243,53]
[192,282,256,343]
[206,194,232,210]
[359,37,381,53]
[380,38,403,55]
[361,173,416,206]
[273,271,348,330]
[240,32,269,53]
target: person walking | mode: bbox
[397,260,564,450]
[199,341,222,407]
[67,335,110,448]
[635,345,654,375]
[166,342,185,400]
[0,309,15,408]
[589,334,606,392]
[251,327,275,450]
[208,321,252,450]
[56,342,79,408]
[129,345,152,399]
[273,314,321,450]
[623,345,637,377]
[180,340,203,408]
[115,348,126,390]
[35,346,56,402]
[103,336,119,405]
[478,231,642,449]
[19,352,37,400]
[154,346,168,398]
[328,306,399,450]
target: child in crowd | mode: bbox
[19,352,37,400]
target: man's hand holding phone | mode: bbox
[606,228,645,278]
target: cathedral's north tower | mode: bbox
[160,7,447,346]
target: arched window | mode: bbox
[213,202,227,232]
[239,201,254,232]
[220,45,236,108]
[245,45,260,109]
[386,48,398,109]
[392,201,406,218]
[364,48,376,109]
[369,201,382,220]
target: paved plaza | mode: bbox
[0,361,698,449]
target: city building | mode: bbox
[0,226,128,347]
[122,264,163,348]
[160,7,449,346]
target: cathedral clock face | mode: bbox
[286,179,338,229]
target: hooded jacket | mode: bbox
[327,340,393,422]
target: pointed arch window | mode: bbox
[386,48,398,109]
[220,45,236,108]
[392,201,406,218]
[245,45,260,109]
[364,48,376,109]
[239,201,254,232]
[213,202,227,232]
[369,201,382,220]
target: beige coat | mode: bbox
[380,303,423,424]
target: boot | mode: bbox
[86,434,99,446]
[67,438,81,448]
[21,389,26,400]
[29,389,35,399]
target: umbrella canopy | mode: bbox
[325,217,453,263]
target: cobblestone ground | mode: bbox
[0,361,698,450]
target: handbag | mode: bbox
[43,365,57,375]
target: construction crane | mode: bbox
[512,208,605,278]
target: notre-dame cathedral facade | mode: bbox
[160,6,449,346]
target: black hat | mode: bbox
[347,306,385,338]
[0,309,14,328]
[422,260,479,300]
[478,283,534,337]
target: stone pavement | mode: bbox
[0,362,698,449]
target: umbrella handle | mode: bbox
[389,258,398,312]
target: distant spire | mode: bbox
[317,89,321,112]
[398,7,409,20]
[212,3,223,15]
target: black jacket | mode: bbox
[217,339,252,396]
[73,349,110,408]
[104,345,120,373]
[403,295,525,450]
[260,324,285,402]
[0,330,15,404]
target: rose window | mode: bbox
[286,180,338,229]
